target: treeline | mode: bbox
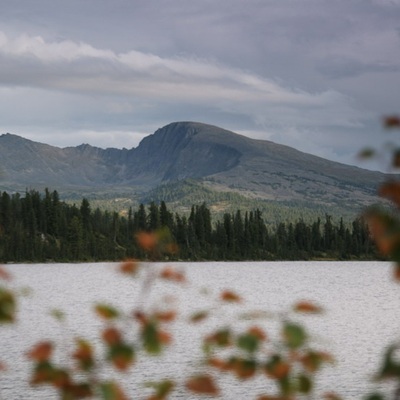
[0,189,376,262]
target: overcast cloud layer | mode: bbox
[1,0,400,169]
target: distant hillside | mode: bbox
[0,121,387,218]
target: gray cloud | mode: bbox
[0,0,399,170]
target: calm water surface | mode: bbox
[1,261,400,399]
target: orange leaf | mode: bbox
[208,357,230,371]
[379,182,400,207]
[185,375,219,396]
[119,259,139,275]
[221,290,242,303]
[323,393,343,400]
[155,310,177,323]
[0,266,11,281]
[102,327,122,346]
[158,330,172,345]
[72,339,94,371]
[160,266,185,283]
[293,301,323,314]
[26,341,53,362]
[248,326,267,341]
[136,232,158,251]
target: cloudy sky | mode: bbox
[1,0,400,170]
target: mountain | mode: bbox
[0,121,387,216]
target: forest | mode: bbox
[0,189,377,262]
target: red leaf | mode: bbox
[160,266,185,283]
[293,301,323,314]
[185,375,219,396]
[136,232,158,251]
[384,115,400,128]
[118,259,139,275]
[220,290,242,303]
[26,341,53,362]
[102,327,122,346]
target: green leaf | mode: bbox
[364,393,385,400]
[95,304,120,320]
[0,287,16,323]
[142,321,161,354]
[144,380,175,399]
[100,381,127,400]
[237,333,259,353]
[297,374,312,394]
[377,345,400,379]
[283,322,307,349]
[358,148,375,159]
[107,343,135,370]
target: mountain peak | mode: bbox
[0,122,386,213]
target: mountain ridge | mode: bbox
[0,121,386,215]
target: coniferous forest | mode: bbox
[0,189,377,262]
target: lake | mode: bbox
[1,261,400,399]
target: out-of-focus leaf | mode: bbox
[376,345,400,379]
[364,394,385,400]
[299,351,334,372]
[205,328,232,347]
[102,327,122,346]
[297,374,312,393]
[154,310,176,323]
[145,380,175,400]
[323,393,344,400]
[247,326,267,341]
[136,231,158,251]
[160,266,185,283]
[264,354,291,380]
[107,343,135,371]
[229,357,257,379]
[283,322,307,349]
[293,301,323,314]
[393,149,400,167]
[26,342,53,362]
[66,382,93,398]
[0,287,16,323]
[237,332,260,353]
[394,263,400,281]
[72,339,94,371]
[30,361,56,385]
[378,182,400,207]
[208,357,230,371]
[100,381,128,400]
[220,290,242,303]
[189,310,209,323]
[0,266,11,281]
[185,375,219,396]
[364,207,400,256]
[118,259,139,275]
[358,148,375,159]
[50,309,65,322]
[142,321,162,354]
[95,304,120,320]
[384,115,400,129]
